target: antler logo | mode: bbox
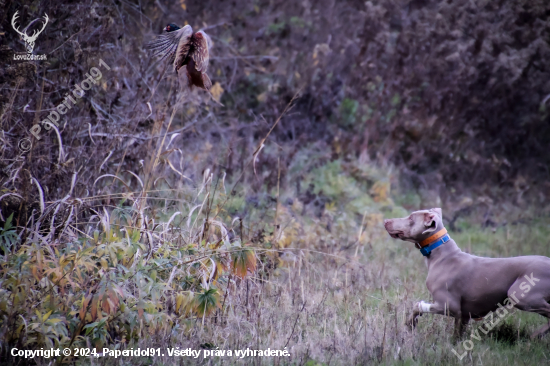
[12,11,49,54]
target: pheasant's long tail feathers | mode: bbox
[199,73,222,105]
[202,72,212,91]
[208,91,224,107]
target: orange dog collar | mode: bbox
[419,228,448,248]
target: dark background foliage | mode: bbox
[1,0,549,225]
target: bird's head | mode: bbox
[163,23,180,32]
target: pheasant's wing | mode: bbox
[173,26,194,72]
[190,31,210,73]
[146,25,193,68]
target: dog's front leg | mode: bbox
[407,301,442,328]
[407,301,429,328]
[453,316,468,339]
[407,300,460,329]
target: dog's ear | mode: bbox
[431,208,442,218]
[422,212,437,234]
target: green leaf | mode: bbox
[0,213,20,253]
[194,288,220,316]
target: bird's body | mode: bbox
[186,57,212,90]
[146,23,212,92]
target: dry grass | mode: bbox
[86,205,550,366]
[2,1,550,364]
[2,155,550,365]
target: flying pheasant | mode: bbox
[146,23,212,91]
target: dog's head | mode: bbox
[383,208,444,243]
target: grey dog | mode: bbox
[384,208,550,338]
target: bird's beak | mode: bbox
[163,26,168,31]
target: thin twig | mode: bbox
[284,301,307,348]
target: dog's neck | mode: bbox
[425,236,462,266]
[419,227,448,247]
[415,224,451,257]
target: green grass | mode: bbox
[452,218,550,258]
[3,160,550,365]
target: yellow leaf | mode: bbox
[257,92,268,103]
[231,248,256,279]
[32,266,40,281]
[43,310,53,322]
[370,180,390,203]
[15,324,24,337]
[210,82,224,103]
[176,294,183,313]
[80,295,91,321]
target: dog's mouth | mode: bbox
[388,232,404,239]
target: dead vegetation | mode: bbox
[1,0,549,223]
[0,0,550,364]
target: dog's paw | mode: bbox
[405,302,424,329]
[405,314,420,329]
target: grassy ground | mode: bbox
[2,159,549,366]
[83,198,550,365]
